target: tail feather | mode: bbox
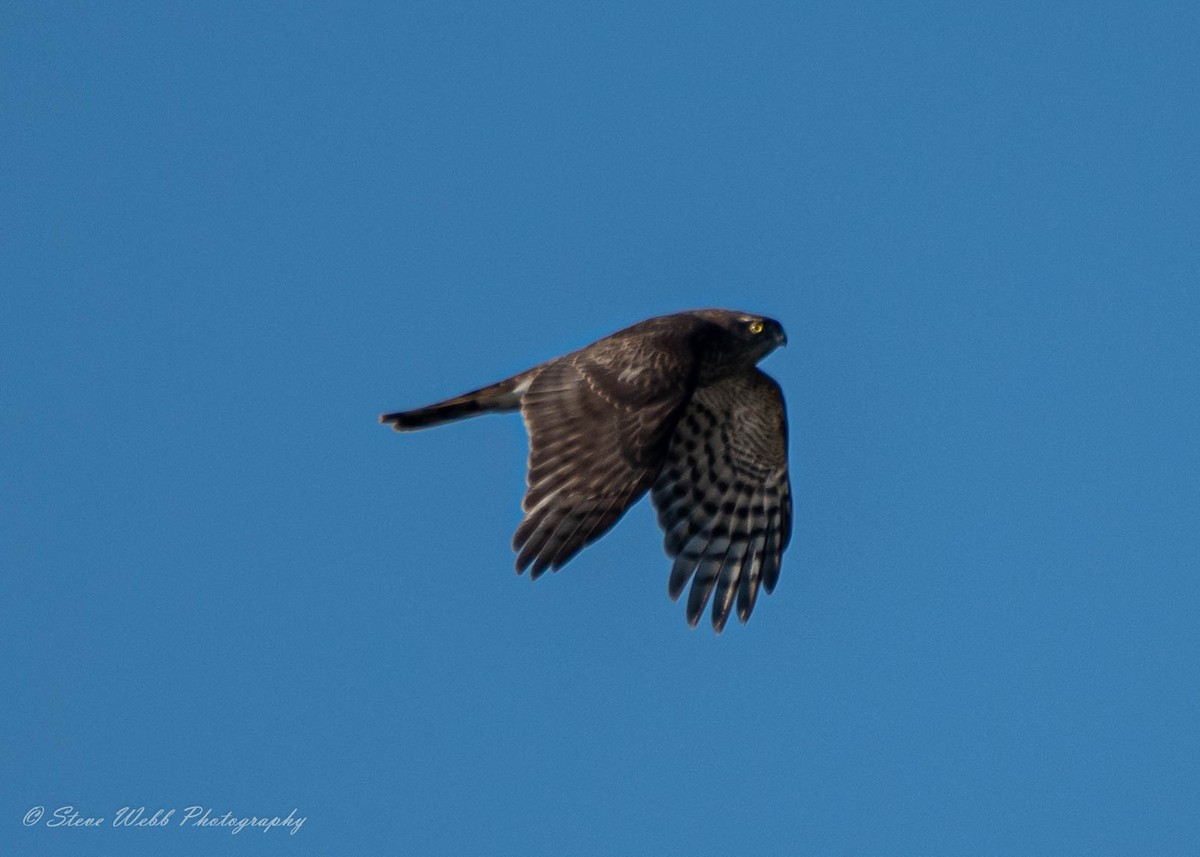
[380,371,532,431]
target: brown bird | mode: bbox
[380,309,792,631]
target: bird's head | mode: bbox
[734,312,787,353]
[690,309,787,374]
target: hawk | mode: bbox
[380,309,792,631]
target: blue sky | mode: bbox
[3,3,1198,855]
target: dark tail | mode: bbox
[380,371,532,432]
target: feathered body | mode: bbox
[381,309,791,631]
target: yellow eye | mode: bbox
[748,320,764,334]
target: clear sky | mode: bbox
[4,3,1198,855]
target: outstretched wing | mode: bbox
[650,368,791,631]
[513,336,696,578]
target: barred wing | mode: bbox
[650,368,791,631]
[513,350,692,578]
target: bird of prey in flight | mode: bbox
[381,309,791,631]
